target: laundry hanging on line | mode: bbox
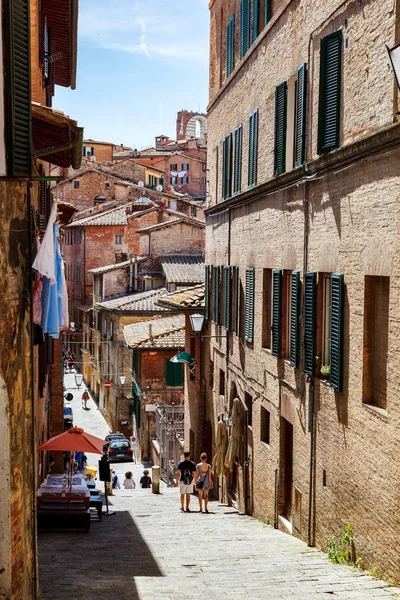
[32,203,69,338]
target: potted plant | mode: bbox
[315,357,330,381]
[320,364,330,380]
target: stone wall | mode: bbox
[204,0,400,582]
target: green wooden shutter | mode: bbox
[226,16,235,77]
[248,110,258,187]
[272,270,282,356]
[212,266,221,324]
[264,0,270,26]
[295,64,307,167]
[274,81,287,176]
[318,30,342,154]
[330,273,344,391]
[240,0,250,58]
[205,265,210,321]
[5,0,31,176]
[223,266,232,330]
[234,124,243,194]
[304,272,317,375]
[166,360,183,386]
[234,266,240,335]
[222,134,233,200]
[245,268,255,343]
[290,271,300,368]
[222,137,227,200]
[252,0,260,42]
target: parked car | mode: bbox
[107,440,133,462]
[63,404,73,430]
[105,433,127,443]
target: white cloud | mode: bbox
[78,0,209,66]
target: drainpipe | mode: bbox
[134,255,138,291]
[27,182,39,599]
[307,379,315,547]
[129,255,133,292]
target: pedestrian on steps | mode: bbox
[140,470,152,488]
[194,452,213,513]
[175,451,196,512]
[123,472,136,489]
[82,389,89,410]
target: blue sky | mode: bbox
[54,0,210,149]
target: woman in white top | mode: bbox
[123,471,136,489]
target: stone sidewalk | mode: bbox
[39,374,400,600]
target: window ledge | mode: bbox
[260,441,270,450]
[362,403,388,421]
[278,515,292,534]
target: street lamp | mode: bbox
[74,373,83,390]
[70,322,75,331]
[189,313,204,332]
[119,375,126,385]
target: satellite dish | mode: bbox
[138,180,144,188]
[156,184,163,192]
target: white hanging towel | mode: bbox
[177,170,187,178]
[170,171,179,177]
[32,202,57,283]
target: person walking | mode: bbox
[194,452,213,513]
[175,451,196,512]
[140,470,152,488]
[112,470,121,490]
[123,472,136,489]
[81,389,89,410]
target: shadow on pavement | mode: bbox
[39,509,163,599]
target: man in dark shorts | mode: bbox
[175,451,196,512]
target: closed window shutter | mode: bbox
[290,271,300,368]
[212,266,221,324]
[330,273,344,391]
[245,268,255,343]
[234,266,240,335]
[240,0,250,58]
[272,270,282,356]
[318,30,342,154]
[223,266,232,330]
[166,361,183,386]
[295,64,307,167]
[222,134,233,200]
[304,272,317,375]
[274,82,287,176]
[5,0,31,176]
[226,16,235,77]
[248,109,258,187]
[264,0,270,25]
[205,265,210,321]
[252,0,260,42]
[234,124,243,194]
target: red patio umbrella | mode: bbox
[37,427,105,491]
[37,427,105,454]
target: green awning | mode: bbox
[170,351,196,374]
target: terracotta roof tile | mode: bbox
[123,314,185,348]
[96,287,172,313]
[160,254,204,283]
[157,284,205,310]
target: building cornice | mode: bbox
[205,121,400,217]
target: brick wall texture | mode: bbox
[203,0,400,583]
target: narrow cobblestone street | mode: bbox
[38,375,400,600]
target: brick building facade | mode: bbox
[202,0,400,582]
